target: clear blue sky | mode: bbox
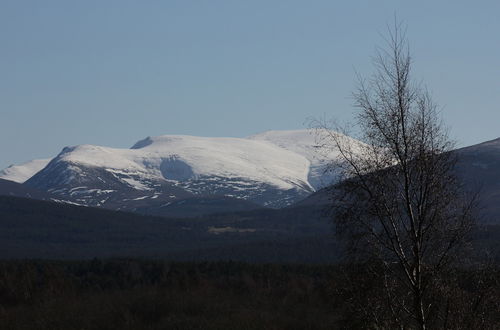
[1,0,499,169]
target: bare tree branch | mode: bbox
[314,21,478,329]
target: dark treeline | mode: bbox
[0,195,341,263]
[0,259,498,329]
[2,195,499,263]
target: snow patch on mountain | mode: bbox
[248,129,365,189]
[0,158,51,183]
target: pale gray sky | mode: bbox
[1,0,499,169]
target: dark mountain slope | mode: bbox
[0,196,338,263]
[136,195,266,218]
[293,137,500,225]
[455,137,500,224]
[0,178,54,200]
[1,195,498,262]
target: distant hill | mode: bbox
[0,195,340,263]
[136,195,265,218]
[1,195,498,262]
[455,137,500,224]
[294,137,500,225]
[0,178,54,200]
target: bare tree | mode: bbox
[314,23,478,329]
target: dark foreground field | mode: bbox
[0,260,344,329]
[1,260,499,330]
[1,197,499,329]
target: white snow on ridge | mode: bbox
[1,130,365,191]
[120,177,152,191]
[248,130,321,161]
[248,129,364,165]
[248,129,365,189]
[53,135,314,191]
[0,158,51,183]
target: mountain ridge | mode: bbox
[0,158,51,183]
[4,130,500,221]
[20,130,356,213]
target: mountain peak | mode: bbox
[131,136,153,149]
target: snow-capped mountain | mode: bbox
[4,131,500,223]
[0,129,366,214]
[24,131,347,211]
[0,158,51,183]
[248,129,363,189]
